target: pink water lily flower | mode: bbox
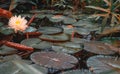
[8,15,28,33]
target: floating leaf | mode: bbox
[63,17,77,24]
[62,69,93,74]
[15,64,48,74]
[37,27,63,35]
[32,41,52,50]
[75,27,90,35]
[37,14,53,19]
[84,41,115,55]
[30,52,78,69]
[100,37,120,45]
[62,25,74,35]
[0,61,19,74]
[25,26,37,32]
[30,10,55,14]
[21,38,41,47]
[20,14,33,18]
[72,20,95,28]
[0,22,3,27]
[0,55,21,64]
[49,15,66,23]
[71,38,89,44]
[0,45,17,55]
[0,27,14,35]
[52,42,82,54]
[13,60,44,74]
[39,34,69,42]
[49,15,77,24]
[87,55,120,74]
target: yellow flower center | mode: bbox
[15,20,21,25]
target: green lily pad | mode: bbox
[71,38,88,44]
[29,10,54,14]
[21,38,41,47]
[0,55,21,64]
[25,26,37,32]
[32,41,52,50]
[31,64,47,74]
[36,14,46,19]
[49,15,77,24]
[57,42,82,49]
[49,15,65,22]
[0,61,19,74]
[15,63,48,74]
[29,10,43,13]
[100,37,120,44]
[72,20,94,28]
[21,60,33,65]
[0,22,3,27]
[0,27,14,35]
[0,45,17,55]
[21,38,52,50]
[52,42,82,54]
[30,23,36,26]
[87,55,120,74]
[20,14,33,18]
[39,34,69,42]
[37,14,53,19]
[63,17,77,24]
[69,14,87,20]
[37,27,63,35]
[75,27,90,35]
[61,69,93,74]
[62,25,74,35]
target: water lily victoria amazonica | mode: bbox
[8,15,28,33]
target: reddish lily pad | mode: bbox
[84,41,115,55]
[30,52,78,69]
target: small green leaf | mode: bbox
[0,27,14,35]
[25,26,37,32]
[0,22,3,27]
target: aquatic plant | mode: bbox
[8,15,28,33]
[86,0,120,31]
[53,0,73,10]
